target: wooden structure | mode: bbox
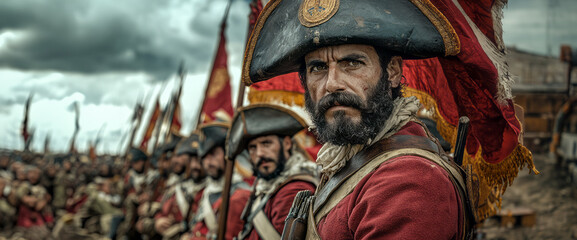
[508,47,577,152]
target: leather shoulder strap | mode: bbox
[200,193,218,233]
[248,174,318,224]
[253,210,281,240]
[269,174,319,198]
[313,135,439,214]
[239,174,319,240]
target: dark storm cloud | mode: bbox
[0,0,247,79]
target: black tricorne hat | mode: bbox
[175,133,200,157]
[226,104,308,159]
[127,147,148,163]
[243,0,460,85]
[198,122,230,159]
[161,134,182,154]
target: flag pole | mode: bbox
[216,0,257,239]
[215,0,235,239]
[68,102,80,154]
[21,92,33,152]
[164,62,186,141]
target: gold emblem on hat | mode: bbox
[191,141,199,148]
[298,0,340,28]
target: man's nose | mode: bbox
[325,65,346,93]
[255,145,266,158]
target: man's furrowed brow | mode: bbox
[306,59,326,67]
[338,54,368,62]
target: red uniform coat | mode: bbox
[17,205,51,228]
[155,189,204,223]
[245,180,316,240]
[191,188,251,240]
[316,122,464,239]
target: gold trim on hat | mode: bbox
[238,103,309,128]
[242,0,283,86]
[408,0,460,56]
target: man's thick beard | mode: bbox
[209,168,225,180]
[305,75,395,145]
[191,169,206,183]
[252,145,286,181]
[173,166,185,176]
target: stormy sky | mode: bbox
[0,0,575,154]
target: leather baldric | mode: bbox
[313,135,441,214]
[238,175,318,240]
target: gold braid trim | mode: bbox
[408,0,460,56]
[248,89,305,107]
[242,0,283,85]
[405,87,539,221]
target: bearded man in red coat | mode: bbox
[240,0,475,239]
[188,122,251,240]
[227,104,318,240]
[154,133,207,239]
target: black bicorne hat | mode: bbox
[198,122,231,159]
[127,147,148,163]
[175,133,200,157]
[227,104,308,160]
[242,0,460,85]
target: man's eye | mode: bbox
[310,65,327,73]
[346,60,362,68]
[248,146,256,153]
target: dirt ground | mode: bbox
[479,153,577,240]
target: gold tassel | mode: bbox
[248,89,305,106]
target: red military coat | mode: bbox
[191,187,251,240]
[244,180,316,240]
[316,122,464,239]
[155,189,204,223]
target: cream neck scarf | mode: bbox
[203,171,244,195]
[315,96,421,179]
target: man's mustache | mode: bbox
[256,158,275,167]
[206,165,220,171]
[316,92,367,115]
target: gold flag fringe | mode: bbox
[405,87,539,221]
[248,89,305,106]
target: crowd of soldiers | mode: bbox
[1,0,525,238]
[0,103,319,240]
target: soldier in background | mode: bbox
[135,137,181,239]
[188,123,251,240]
[53,157,76,213]
[155,134,207,240]
[117,147,150,240]
[0,154,16,237]
[11,165,54,240]
[0,153,12,180]
[229,104,318,240]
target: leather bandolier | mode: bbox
[237,174,318,240]
[192,181,250,239]
[303,134,475,240]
